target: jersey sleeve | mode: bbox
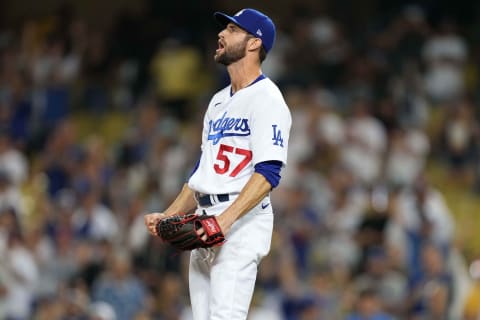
[250,94,292,166]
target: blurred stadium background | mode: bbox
[1,0,480,319]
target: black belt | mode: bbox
[195,192,232,207]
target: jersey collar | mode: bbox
[230,74,266,97]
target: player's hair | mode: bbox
[259,46,267,63]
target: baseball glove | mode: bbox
[156,214,226,250]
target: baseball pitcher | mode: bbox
[145,8,291,320]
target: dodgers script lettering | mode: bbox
[208,112,251,145]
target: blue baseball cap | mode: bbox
[214,8,276,53]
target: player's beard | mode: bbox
[215,38,248,66]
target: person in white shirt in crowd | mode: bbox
[422,18,468,104]
[71,186,119,242]
[340,98,387,186]
[1,231,39,320]
[0,132,28,188]
[385,126,430,188]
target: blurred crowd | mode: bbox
[1,1,480,319]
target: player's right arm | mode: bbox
[144,183,197,236]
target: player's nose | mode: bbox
[218,29,226,38]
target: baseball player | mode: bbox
[144,8,291,320]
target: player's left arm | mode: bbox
[215,172,272,234]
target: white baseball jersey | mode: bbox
[188,76,291,194]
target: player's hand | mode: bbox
[196,214,231,241]
[144,212,167,236]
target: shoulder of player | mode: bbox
[250,80,290,112]
[255,78,287,100]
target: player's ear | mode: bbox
[247,37,262,52]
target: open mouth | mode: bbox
[216,40,225,53]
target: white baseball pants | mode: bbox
[189,199,273,320]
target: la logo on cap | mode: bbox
[256,29,262,36]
